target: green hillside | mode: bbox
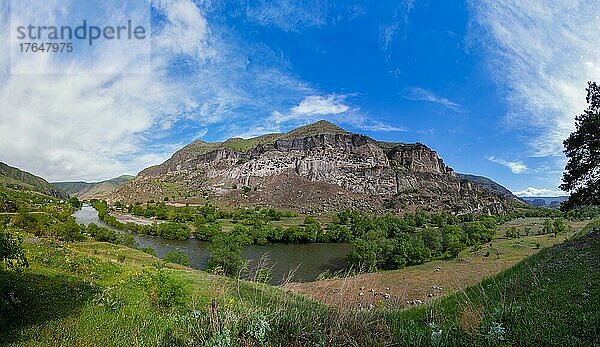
[0,162,66,198]
[53,175,134,199]
[386,222,600,345]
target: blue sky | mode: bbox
[1,0,599,196]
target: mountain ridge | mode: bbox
[457,173,518,199]
[111,121,518,214]
[0,162,67,198]
[53,175,134,200]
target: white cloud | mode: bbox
[488,156,527,174]
[514,187,565,197]
[0,0,316,181]
[289,94,350,119]
[401,87,462,112]
[269,94,349,125]
[263,94,404,135]
[0,1,193,181]
[470,1,600,157]
[153,0,214,58]
[233,1,370,32]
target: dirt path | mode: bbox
[283,232,576,310]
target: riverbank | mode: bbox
[73,205,349,284]
[111,212,162,226]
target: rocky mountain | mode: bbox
[521,196,568,209]
[110,121,517,215]
[0,162,67,198]
[457,174,518,199]
[53,175,134,200]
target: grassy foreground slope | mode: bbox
[386,223,600,346]
[0,238,380,346]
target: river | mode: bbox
[72,205,350,284]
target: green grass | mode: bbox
[222,134,284,152]
[2,221,599,346]
[383,226,600,346]
[0,237,382,346]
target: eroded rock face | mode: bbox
[112,131,514,214]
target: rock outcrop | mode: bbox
[111,121,516,214]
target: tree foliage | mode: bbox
[561,81,600,210]
[207,233,246,277]
[0,227,28,269]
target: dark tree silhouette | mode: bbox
[560,82,600,210]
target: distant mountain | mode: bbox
[111,120,515,215]
[0,162,67,198]
[521,196,568,209]
[53,175,134,200]
[457,174,518,199]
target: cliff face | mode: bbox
[111,122,515,215]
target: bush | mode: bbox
[164,250,190,266]
[118,234,138,248]
[0,228,28,269]
[52,219,86,241]
[207,234,246,277]
[67,197,82,209]
[505,227,520,239]
[87,223,119,243]
[157,223,190,240]
[143,269,189,308]
[142,246,156,256]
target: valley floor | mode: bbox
[284,219,588,309]
[2,218,598,346]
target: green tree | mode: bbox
[157,223,190,240]
[207,234,246,277]
[561,81,600,210]
[0,227,28,269]
[553,218,567,237]
[542,219,554,235]
[67,197,82,209]
[347,238,379,272]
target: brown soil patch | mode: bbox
[283,232,575,310]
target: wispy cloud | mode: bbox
[470,1,600,157]
[225,0,367,32]
[488,156,527,174]
[513,187,565,197]
[401,87,462,112]
[378,0,415,51]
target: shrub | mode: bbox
[142,246,156,255]
[505,227,520,239]
[52,219,86,241]
[157,223,190,240]
[87,223,119,243]
[0,228,28,269]
[118,234,138,248]
[164,250,190,266]
[67,197,83,209]
[144,269,189,308]
[207,234,246,277]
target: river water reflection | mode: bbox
[73,205,349,284]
